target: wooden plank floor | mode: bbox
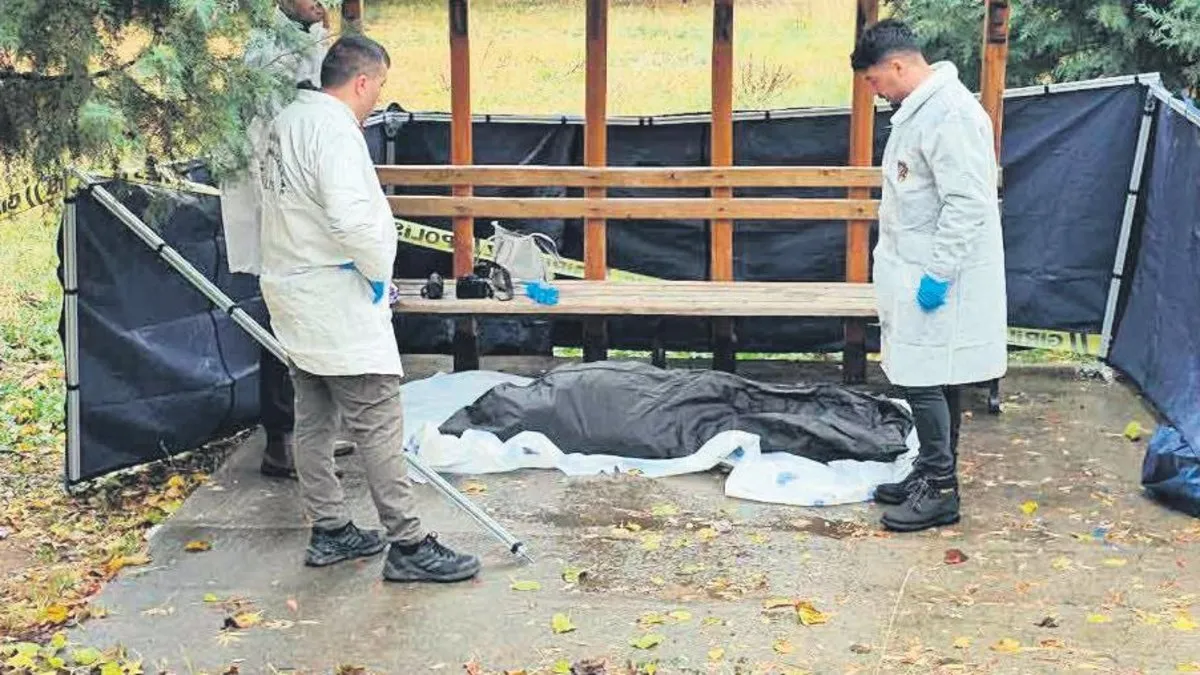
[391,279,877,317]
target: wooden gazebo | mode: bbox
[349,0,1012,382]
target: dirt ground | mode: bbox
[68,358,1200,674]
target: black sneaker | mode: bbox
[874,468,925,505]
[304,521,386,567]
[880,476,960,533]
[383,533,481,583]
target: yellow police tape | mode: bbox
[395,217,1104,355]
[0,174,68,220]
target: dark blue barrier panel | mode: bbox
[1110,101,1200,465]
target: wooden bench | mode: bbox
[382,164,881,378]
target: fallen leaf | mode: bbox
[1052,557,1073,571]
[773,638,794,654]
[1177,662,1200,673]
[1020,501,1039,516]
[624,522,643,532]
[42,603,69,624]
[640,533,663,551]
[1103,558,1128,567]
[944,548,968,565]
[668,609,692,622]
[203,593,220,603]
[1086,614,1112,624]
[1173,613,1198,631]
[638,612,668,627]
[991,638,1021,653]
[651,503,679,517]
[1123,421,1144,441]
[72,647,102,666]
[701,617,723,627]
[562,566,587,584]
[99,661,122,675]
[796,601,828,626]
[630,633,665,649]
[167,475,187,490]
[510,580,542,592]
[707,647,725,661]
[551,660,572,674]
[678,563,706,575]
[230,611,262,629]
[763,597,796,610]
[461,481,487,495]
[671,536,691,549]
[185,540,212,552]
[953,636,972,649]
[697,527,718,542]
[550,613,575,634]
[747,532,769,545]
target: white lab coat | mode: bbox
[257,90,403,377]
[873,61,1008,387]
[219,8,329,275]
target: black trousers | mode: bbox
[895,384,962,479]
[259,302,295,441]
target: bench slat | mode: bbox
[388,196,878,220]
[391,280,877,317]
[377,165,882,189]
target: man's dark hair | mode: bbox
[321,34,392,89]
[850,18,922,71]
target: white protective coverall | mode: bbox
[219,7,329,275]
[257,89,403,378]
[873,61,1008,387]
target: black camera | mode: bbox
[456,274,494,299]
[420,272,444,299]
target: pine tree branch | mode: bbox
[0,60,137,84]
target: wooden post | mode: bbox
[449,0,478,371]
[843,0,878,385]
[979,0,1011,161]
[710,0,736,373]
[341,0,364,31]
[582,0,609,363]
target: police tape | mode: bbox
[396,217,1105,354]
[0,174,68,220]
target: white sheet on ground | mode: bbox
[400,370,918,507]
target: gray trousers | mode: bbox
[291,370,424,545]
[896,384,962,479]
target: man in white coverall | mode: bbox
[220,0,354,479]
[258,34,481,581]
[850,19,1007,532]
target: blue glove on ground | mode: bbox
[339,262,357,271]
[916,273,950,311]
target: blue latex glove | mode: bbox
[916,273,950,311]
[338,262,357,271]
[369,280,386,304]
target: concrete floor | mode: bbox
[72,358,1200,674]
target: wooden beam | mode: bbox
[449,0,473,279]
[583,0,609,363]
[449,0,477,372]
[341,0,364,31]
[844,0,879,385]
[980,0,1011,161]
[710,0,735,283]
[387,196,879,220]
[376,165,884,188]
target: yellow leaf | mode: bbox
[638,612,668,627]
[991,638,1021,653]
[1052,557,1073,571]
[671,536,691,549]
[49,632,67,651]
[796,601,828,626]
[561,566,585,584]
[668,610,692,622]
[763,597,796,610]
[203,593,220,603]
[747,532,769,545]
[650,576,665,586]
[510,580,541,592]
[41,604,69,624]
[708,647,725,661]
[1086,614,1112,624]
[100,661,123,675]
[1135,610,1163,626]
[167,475,186,490]
[1123,421,1144,441]
[550,613,575,634]
[232,611,262,628]
[1177,662,1200,672]
[462,480,487,495]
[702,617,723,627]
[1173,614,1198,631]
[953,636,972,649]
[184,540,212,552]
[629,633,665,649]
[697,527,718,542]
[1020,501,1039,516]
[1103,558,1128,568]
[552,660,572,674]
[773,638,794,654]
[640,533,663,551]
[624,522,643,532]
[651,503,679,517]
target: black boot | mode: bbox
[383,533,481,583]
[881,476,960,532]
[874,468,925,505]
[305,521,386,567]
[261,433,297,479]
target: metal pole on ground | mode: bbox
[71,169,533,564]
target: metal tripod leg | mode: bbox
[77,171,533,564]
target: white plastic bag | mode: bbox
[490,221,560,282]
